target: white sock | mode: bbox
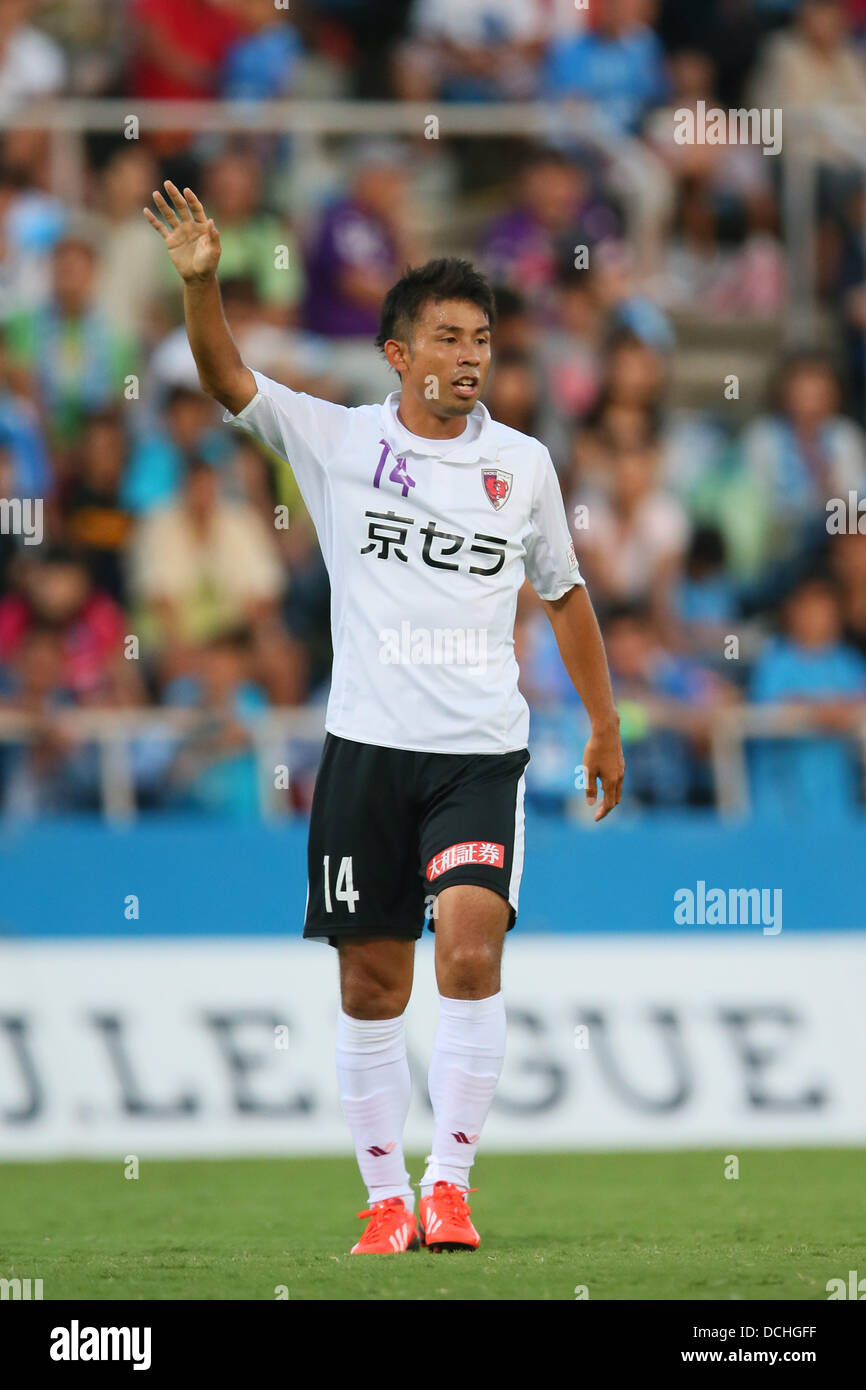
[336,1008,414,1210]
[420,991,506,1197]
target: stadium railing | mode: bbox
[7,97,866,340]
[0,704,864,823]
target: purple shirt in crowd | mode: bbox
[305,198,398,338]
[481,202,620,306]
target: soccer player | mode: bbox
[145,181,625,1254]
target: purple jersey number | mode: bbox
[374,439,416,499]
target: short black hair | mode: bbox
[375,258,496,359]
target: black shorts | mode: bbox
[303,734,531,946]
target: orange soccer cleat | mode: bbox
[419,1182,481,1252]
[350,1196,420,1254]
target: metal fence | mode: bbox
[1,704,864,823]
[6,95,866,346]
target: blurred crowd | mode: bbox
[0,0,865,820]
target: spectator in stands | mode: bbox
[0,0,65,119]
[571,397,655,497]
[597,330,668,418]
[836,179,866,422]
[741,350,866,582]
[0,160,56,316]
[600,601,733,807]
[203,152,305,327]
[656,1,765,108]
[220,0,302,99]
[64,409,134,605]
[750,575,866,816]
[655,176,784,317]
[750,0,861,135]
[480,148,620,318]
[829,531,866,656]
[304,144,415,339]
[646,48,774,218]
[568,330,666,490]
[210,277,341,399]
[573,437,691,619]
[489,287,537,356]
[0,547,125,699]
[0,134,68,310]
[3,236,137,455]
[663,424,769,590]
[0,622,77,817]
[393,0,585,102]
[671,524,741,661]
[749,0,866,174]
[535,262,607,471]
[485,347,541,436]
[591,241,675,351]
[146,277,341,410]
[542,0,668,137]
[86,146,170,343]
[130,456,285,669]
[304,143,419,401]
[0,619,69,710]
[163,626,270,820]
[0,327,51,500]
[127,0,246,101]
[122,385,228,515]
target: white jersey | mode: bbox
[224,370,584,754]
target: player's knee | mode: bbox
[438,941,500,997]
[339,956,411,1019]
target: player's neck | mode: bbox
[396,393,468,442]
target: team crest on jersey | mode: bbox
[482,468,513,510]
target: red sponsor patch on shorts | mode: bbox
[426,840,505,881]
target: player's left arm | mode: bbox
[541,584,625,821]
[526,445,625,820]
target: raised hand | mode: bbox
[143,180,221,282]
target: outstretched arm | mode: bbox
[541,584,625,821]
[144,180,256,416]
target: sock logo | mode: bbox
[367,1141,396,1157]
[451,1131,480,1144]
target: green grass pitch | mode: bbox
[1,1149,862,1301]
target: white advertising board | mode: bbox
[0,935,863,1156]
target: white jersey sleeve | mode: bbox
[222,369,350,525]
[524,446,585,601]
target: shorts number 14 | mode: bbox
[323,854,360,913]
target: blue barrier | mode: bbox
[1,814,864,937]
